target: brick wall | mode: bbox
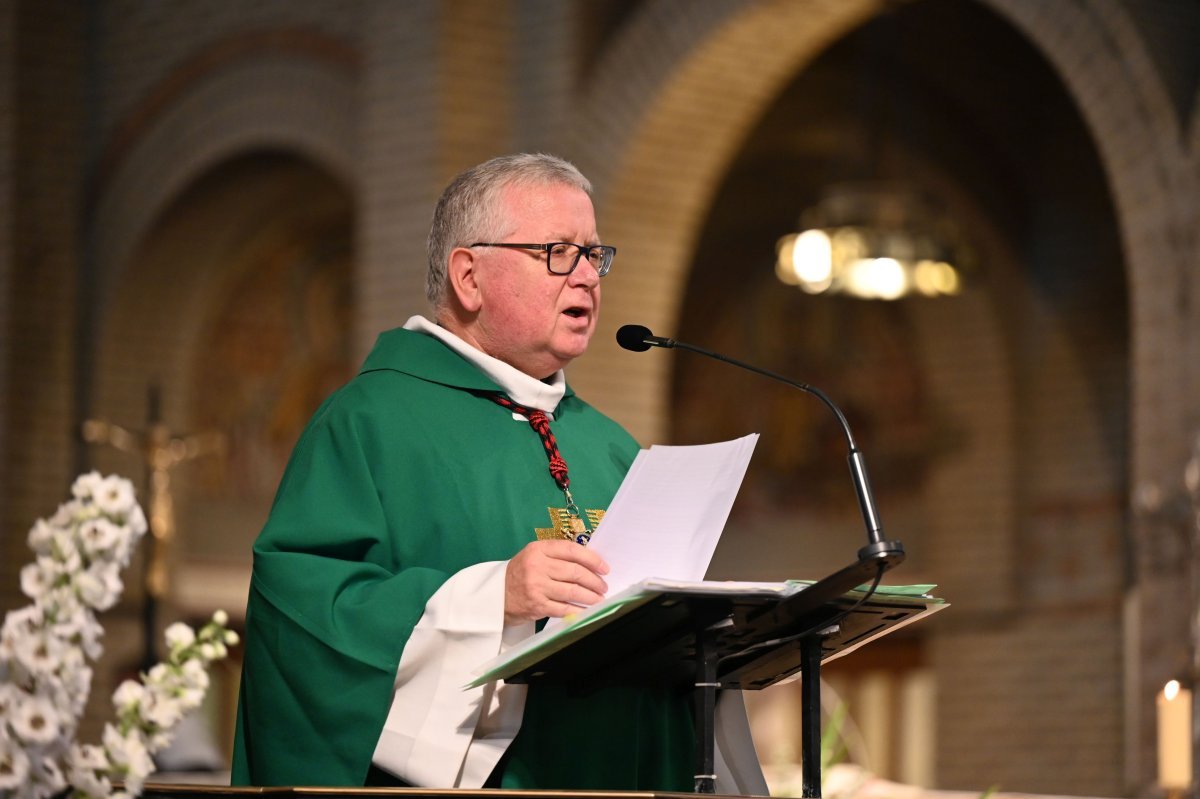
[3,0,87,618]
[990,1,1198,789]
[355,0,437,353]
[92,0,364,160]
[0,0,14,608]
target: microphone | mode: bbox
[615,324,675,352]
[615,323,905,568]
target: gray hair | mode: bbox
[426,153,593,308]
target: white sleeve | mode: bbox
[714,690,769,796]
[371,560,535,787]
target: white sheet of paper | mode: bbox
[590,433,759,598]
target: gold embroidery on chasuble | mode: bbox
[535,507,606,541]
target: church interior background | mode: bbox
[2,0,1198,795]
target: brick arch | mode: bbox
[984,1,1193,457]
[570,0,1183,788]
[91,52,358,319]
[86,42,359,530]
[566,0,878,442]
[87,151,354,616]
[976,3,1199,786]
[574,0,1188,460]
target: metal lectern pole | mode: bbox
[800,632,828,798]
[693,632,719,793]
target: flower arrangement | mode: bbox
[0,472,237,798]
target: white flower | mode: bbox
[0,473,223,799]
[126,503,148,538]
[164,622,195,653]
[0,684,20,718]
[72,471,105,501]
[1,627,21,668]
[93,475,136,518]
[112,535,139,568]
[19,562,53,601]
[70,741,109,769]
[176,662,208,710]
[67,743,112,797]
[58,650,93,716]
[112,680,146,714]
[103,724,154,794]
[13,629,64,675]
[49,500,79,528]
[26,520,57,556]
[29,749,67,794]
[0,734,32,791]
[77,614,105,660]
[4,605,45,635]
[76,561,123,611]
[38,540,79,581]
[143,694,184,729]
[180,659,210,692]
[2,606,45,667]
[178,688,205,713]
[48,596,87,640]
[198,642,217,661]
[11,694,62,746]
[148,729,173,750]
[78,517,124,559]
[145,663,170,687]
[38,527,82,578]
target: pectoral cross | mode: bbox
[535,507,607,542]
[81,386,224,664]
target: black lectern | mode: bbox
[141,574,941,799]
[606,326,937,795]
[482,550,942,798]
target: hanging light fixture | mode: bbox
[775,7,973,301]
[776,181,968,300]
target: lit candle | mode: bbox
[1157,680,1192,790]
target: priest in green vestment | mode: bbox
[231,154,765,792]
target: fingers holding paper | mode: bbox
[504,539,610,626]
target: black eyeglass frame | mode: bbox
[469,242,616,276]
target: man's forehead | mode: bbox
[500,181,595,226]
[499,178,587,202]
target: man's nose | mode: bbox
[568,257,601,288]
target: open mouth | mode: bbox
[563,307,587,318]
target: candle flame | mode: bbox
[1164,680,1181,701]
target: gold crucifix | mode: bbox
[81,391,225,602]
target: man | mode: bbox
[231,154,763,791]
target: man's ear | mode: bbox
[447,247,483,313]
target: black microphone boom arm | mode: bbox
[615,324,904,567]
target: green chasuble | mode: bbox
[231,328,694,789]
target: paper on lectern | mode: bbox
[542,433,758,632]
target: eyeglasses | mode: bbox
[469,242,616,276]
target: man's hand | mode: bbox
[504,540,610,626]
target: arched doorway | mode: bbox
[579,0,1129,793]
[89,150,355,758]
[677,2,1127,791]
